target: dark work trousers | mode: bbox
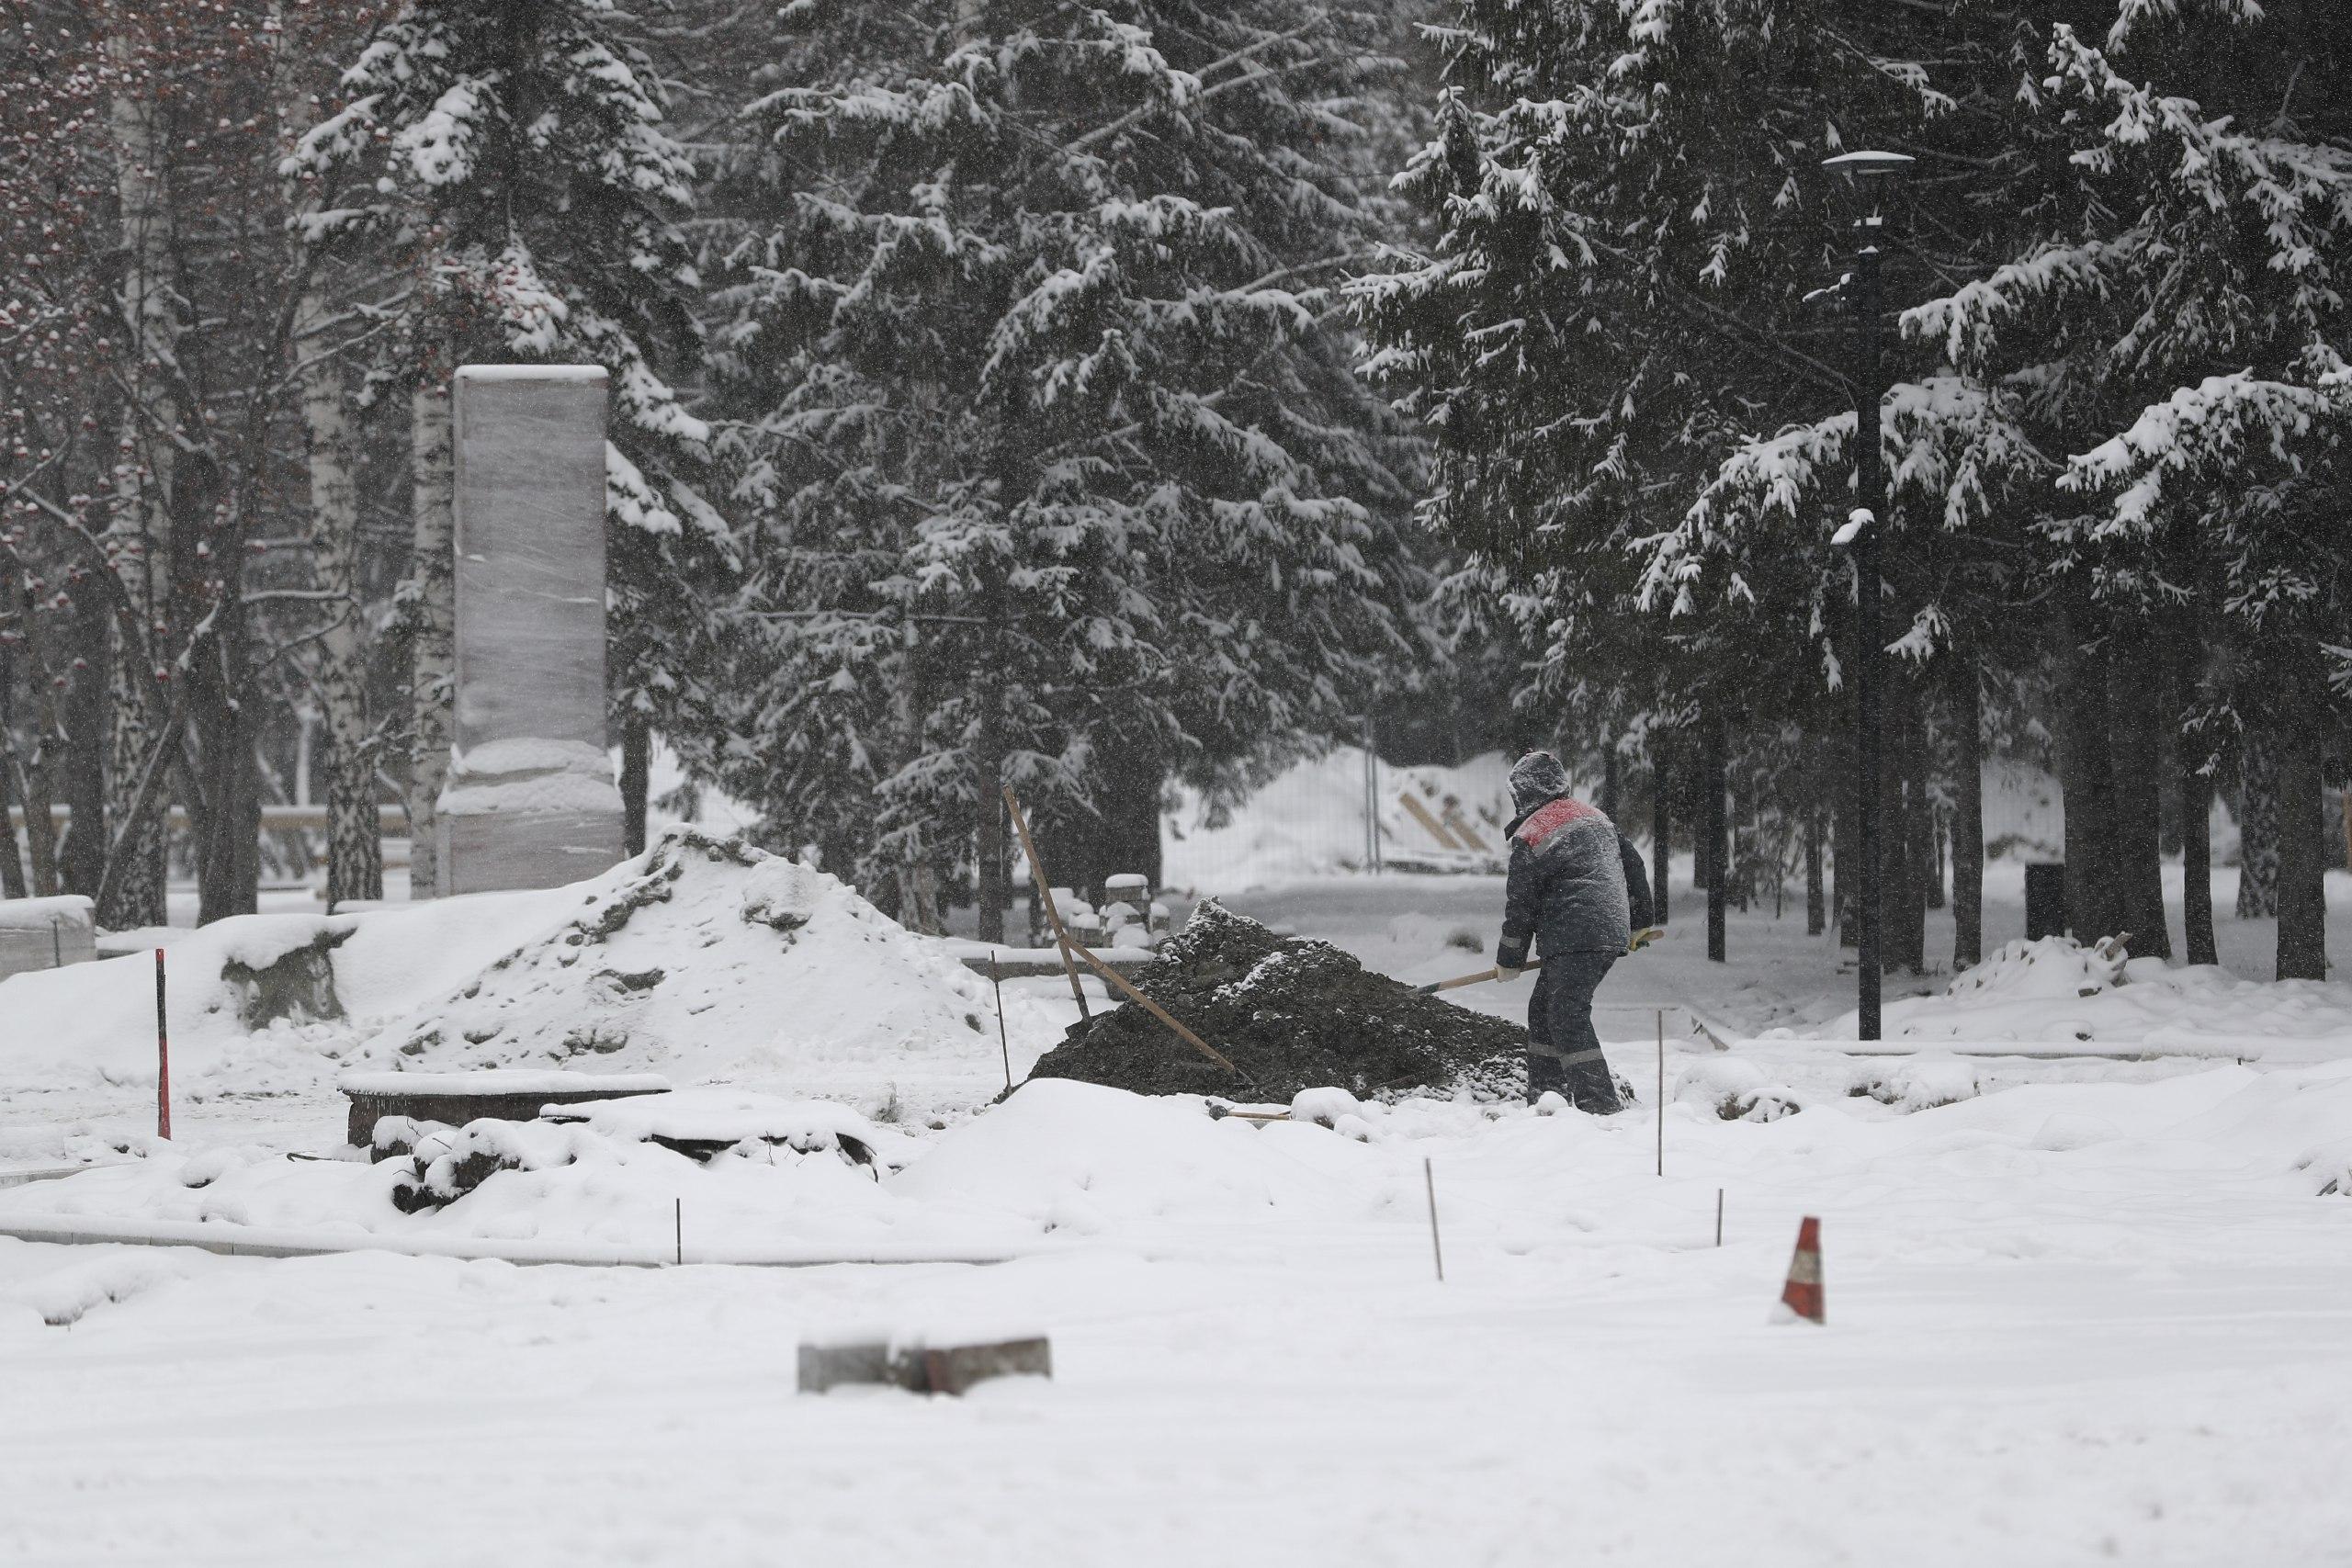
[1528,951,1623,1112]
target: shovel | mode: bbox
[1417,928,1668,995]
[1416,967,1501,995]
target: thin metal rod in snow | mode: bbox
[674,1199,682,1267]
[1656,1010,1665,1178]
[989,952,1012,1093]
[1716,1189,1724,1247]
[154,949,171,1140]
[1423,1157,1444,1283]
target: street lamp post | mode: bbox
[1823,150,1912,1043]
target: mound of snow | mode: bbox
[1943,936,2130,1002]
[1830,935,2352,1056]
[888,1079,1373,1235]
[345,828,1017,1079]
[0,828,1054,1115]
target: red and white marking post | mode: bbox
[1775,1215,1824,1325]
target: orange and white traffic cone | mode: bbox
[1773,1215,1825,1325]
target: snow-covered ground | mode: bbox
[3,818,2349,1565]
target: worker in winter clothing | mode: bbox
[1496,750,1654,1111]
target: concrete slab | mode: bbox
[437,366,625,895]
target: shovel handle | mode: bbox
[1418,967,1500,995]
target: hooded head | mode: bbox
[1508,750,1574,817]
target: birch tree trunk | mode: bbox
[277,9,381,909]
[100,30,176,930]
[406,372,457,899]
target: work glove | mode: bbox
[1626,927,1663,954]
[1495,963,1527,983]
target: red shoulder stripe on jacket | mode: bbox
[1514,795,1599,846]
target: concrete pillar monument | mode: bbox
[435,365,626,895]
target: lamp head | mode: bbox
[1821,150,1916,180]
[1822,150,1915,230]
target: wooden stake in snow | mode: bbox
[989,952,1012,1092]
[1655,1010,1664,1177]
[1001,786,1089,1020]
[153,948,171,1140]
[1715,1189,1724,1247]
[1005,789,1245,1082]
[673,1198,683,1267]
[1423,1157,1445,1282]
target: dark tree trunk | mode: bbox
[189,708,262,926]
[1883,675,1926,974]
[2058,629,2123,941]
[171,451,259,927]
[1095,731,1164,891]
[1804,803,1825,937]
[1689,765,1710,892]
[620,713,650,858]
[2106,637,2171,957]
[2182,763,2218,965]
[1950,654,1984,969]
[58,608,109,898]
[974,681,1008,945]
[0,730,27,900]
[2236,733,2280,918]
[1036,727,1163,910]
[1705,710,1726,963]
[2275,660,2328,981]
[1650,755,1670,925]
[1833,725,1858,948]
[1600,745,1620,820]
[1902,681,1928,971]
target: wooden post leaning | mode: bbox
[1001,787,1246,1083]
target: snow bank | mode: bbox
[888,1079,1374,1235]
[0,1109,984,1254]
[349,827,1020,1080]
[1804,935,2352,1058]
[1161,749,1521,892]
[9,1061,2352,1269]
[0,828,1049,1106]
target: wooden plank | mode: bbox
[1001,787,1093,1018]
[1054,930,1248,1081]
[1397,792,1464,851]
[1440,805,1491,853]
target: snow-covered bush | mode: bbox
[1673,1059,1803,1123]
[1849,1060,1982,1113]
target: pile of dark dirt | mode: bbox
[1025,900,1529,1102]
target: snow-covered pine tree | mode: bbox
[290,0,738,893]
[1356,0,1980,966]
[711,0,1425,935]
[1904,1,2351,976]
